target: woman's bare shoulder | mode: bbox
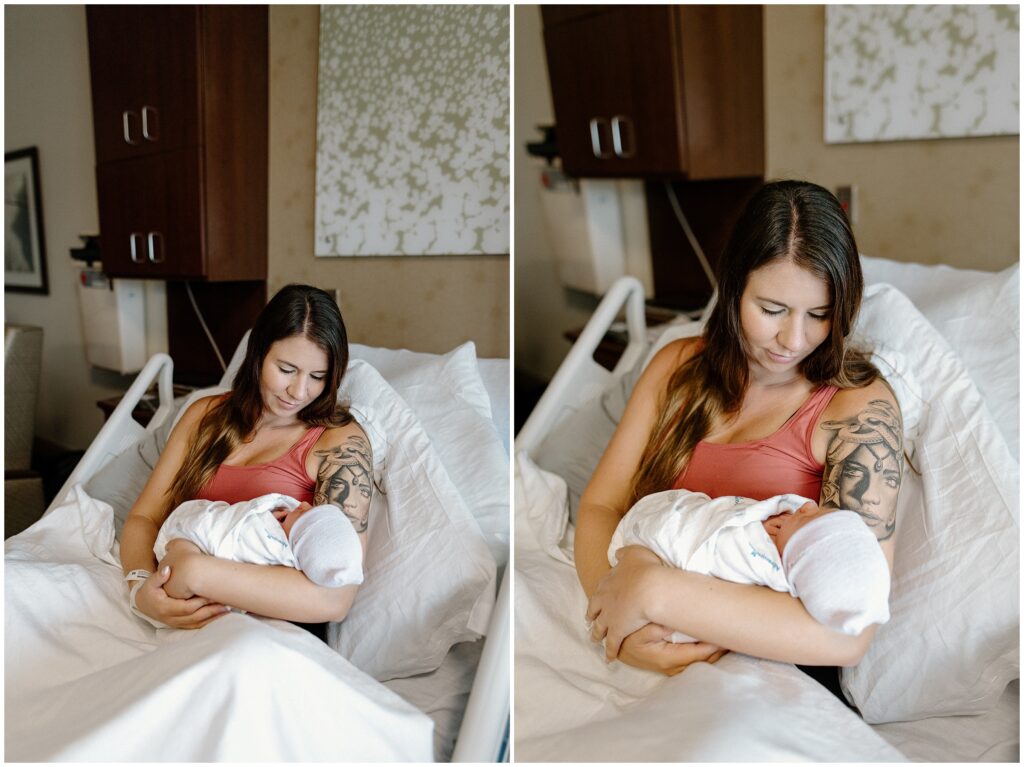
[313,419,371,452]
[824,378,901,420]
[173,393,226,434]
[641,337,703,387]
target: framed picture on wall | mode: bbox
[5,146,49,294]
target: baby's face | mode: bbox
[274,502,313,539]
[765,502,832,553]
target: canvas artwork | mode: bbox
[825,5,1019,143]
[5,147,48,294]
[314,5,509,256]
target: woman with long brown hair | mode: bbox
[580,181,903,689]
[120,284,372,634]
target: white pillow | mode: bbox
[840,284,1019,722]
[861,256,1019,458]
[328,360,497,681]
[351,342,509,567]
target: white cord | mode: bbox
[664,182,718,289]
[185,282,227,372]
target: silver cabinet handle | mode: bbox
[611,115,635,159]
[129,232,146,263]
[147,231,165,263]
[589,117,613,159]
[122,110,139,145]
[141,105,159,141]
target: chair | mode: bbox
[5,324,45,537]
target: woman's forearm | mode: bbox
[178,554,357,623]
[120,515,160,576]
[574,503,623,598]
[646,568,873,666]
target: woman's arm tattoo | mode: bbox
[313,435,373,533]
[819,399,904,542]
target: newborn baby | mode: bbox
[154,492,364,588]
[608,490,890,640]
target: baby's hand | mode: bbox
[271,502,311,523]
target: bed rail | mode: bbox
[452,565,510,762]
[516,276,648,457]
[46,353,175,514]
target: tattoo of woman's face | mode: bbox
[820,399,903,541]
[313,435,373,533]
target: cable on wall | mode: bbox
[664,181,718,290]
[185,281,227,372]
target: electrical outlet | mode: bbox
[836,185,857,226]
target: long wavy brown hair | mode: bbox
[167,285,353,511]
[629,180,880,505]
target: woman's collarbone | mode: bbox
[705,382,814,444]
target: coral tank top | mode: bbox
[196,425,327,505]
[673,385,839,501]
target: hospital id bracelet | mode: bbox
[123,568,152,584]
[127,574,169,629]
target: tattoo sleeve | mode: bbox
[819,399,904,542]
[313,434,373,534]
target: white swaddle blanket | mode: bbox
[155,492,364,588]
[609,489,890,639]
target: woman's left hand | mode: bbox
[158,538,208,600]
[586,545,665,660]
[617,623,728,675]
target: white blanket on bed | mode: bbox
[513,453,906,762]
[4,485,434,762]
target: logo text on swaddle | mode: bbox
[749,546,780,572]
[264,529,288,548]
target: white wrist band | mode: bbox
[124,568,152,584]
[125,570,168,629]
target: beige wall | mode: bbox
[764,6,1018,271]
[268,6,509,358]
[4,5,135,450]
[514,4,1020,382]
[513,5,595,381]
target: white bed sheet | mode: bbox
[5,486,433,762]
[873,680,1019,763]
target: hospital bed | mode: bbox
[5,337,510,762]
[514,254,1019,762]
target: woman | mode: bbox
[580,180,904,683]
[120,284,372,632]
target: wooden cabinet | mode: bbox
[86,6,268,281]
[541,5,764,179]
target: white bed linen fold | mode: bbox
[5,486,434,762]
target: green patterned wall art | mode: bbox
[315,5,509,256]
[825,5,1019,143]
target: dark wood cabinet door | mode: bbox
[544,6,686,177]
[96,149,205,279]
[87,6,201,164]
[542,5,764,180]
[86,7,144,165]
